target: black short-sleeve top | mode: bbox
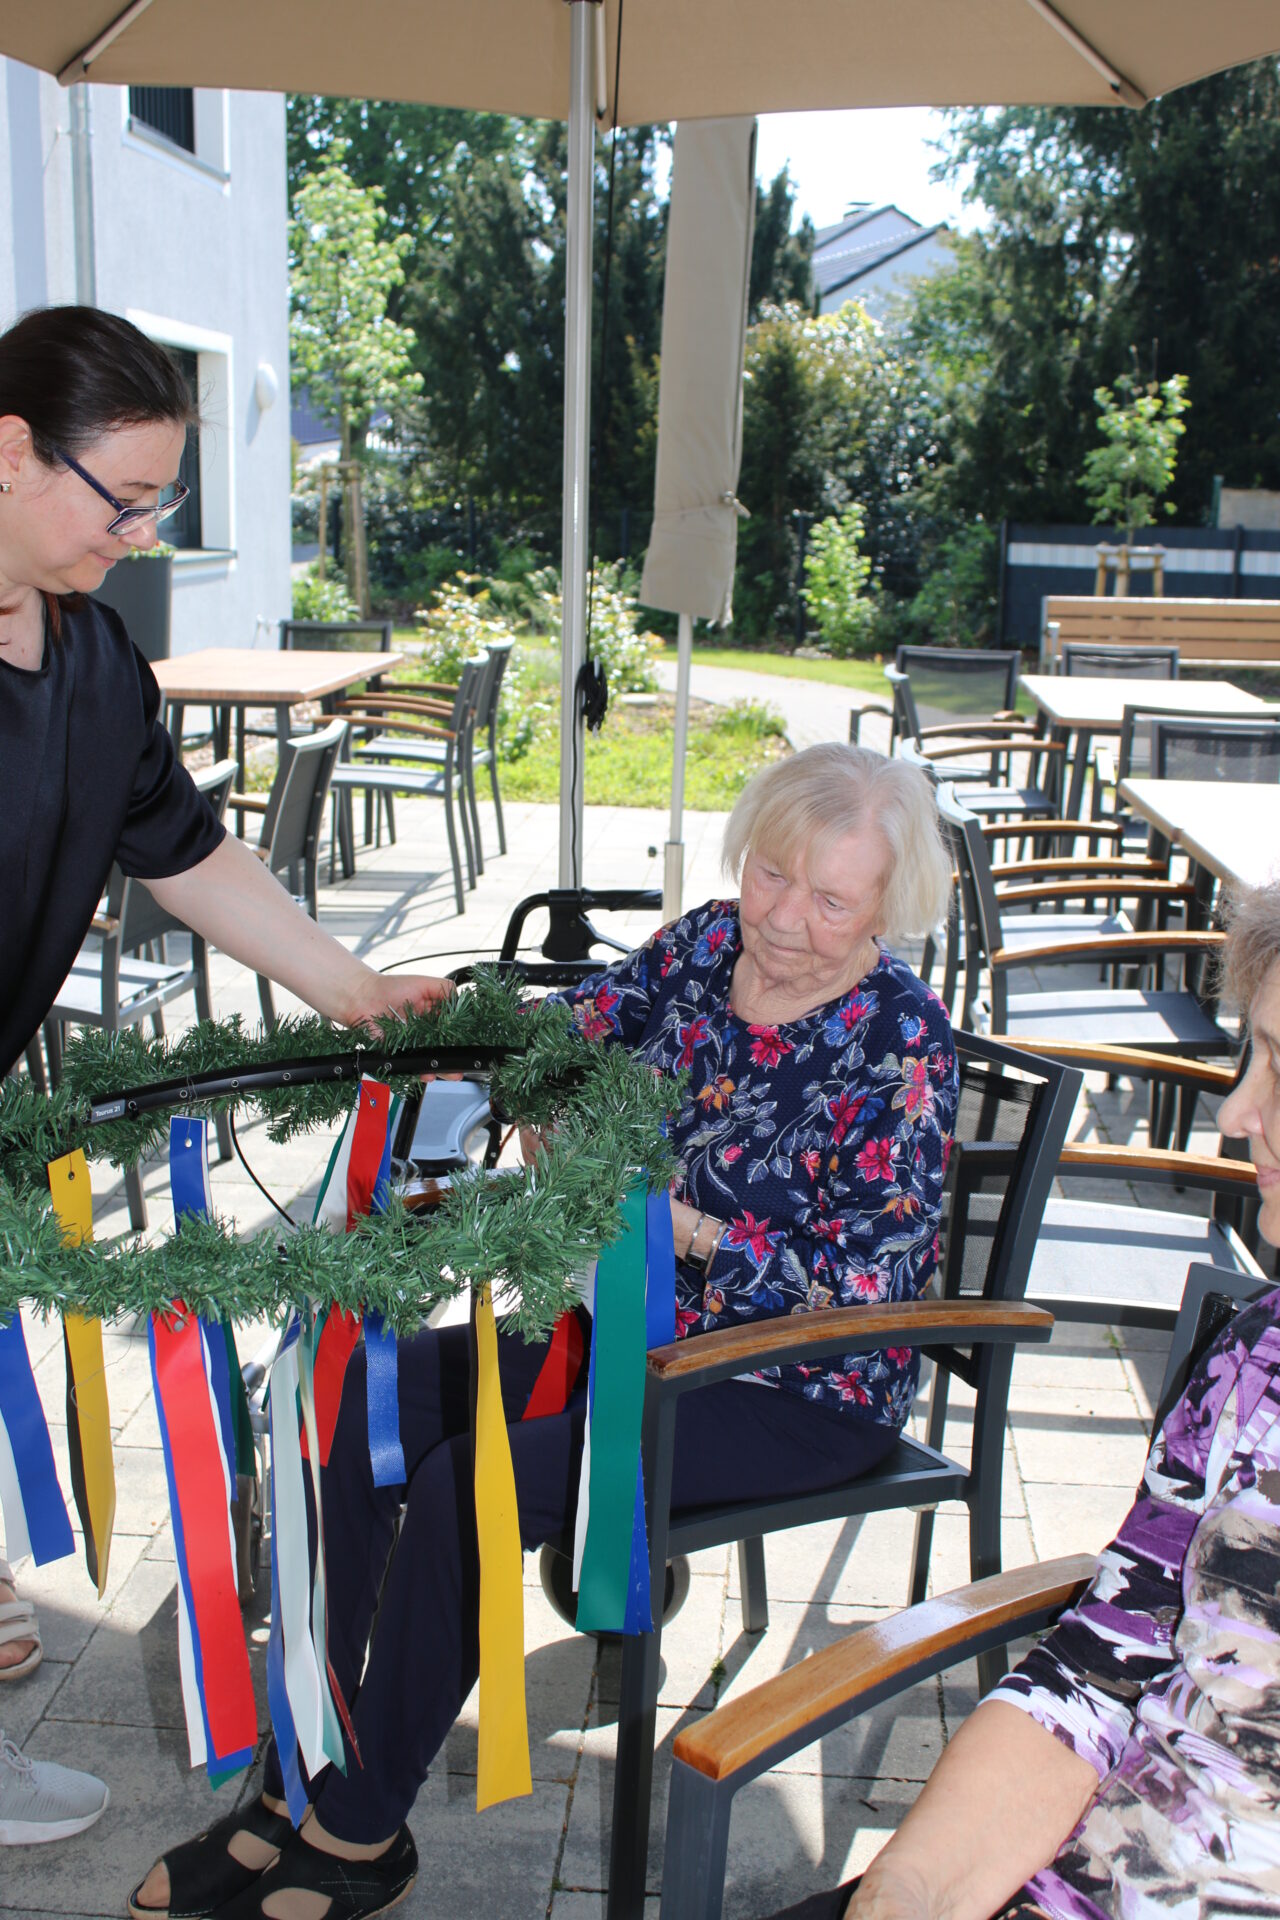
[1,595,226,1072]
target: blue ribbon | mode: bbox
[170,1121,238,1490]
[0,1314,74,1566]
[645,1186,676,1347]
[364,1311,406,1489]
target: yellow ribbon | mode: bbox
[47,1153,116,1598]
[473,1282,532,1811]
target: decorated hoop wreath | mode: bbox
[0,970,681,1814]
[0,969,678,1335]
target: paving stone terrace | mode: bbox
[4,680,1256,1919]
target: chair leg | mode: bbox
[658,1761,734,1920]
[441,783,466,917]
[453,774,476,890]
[736,1536,769,1634]
[42,1019,63,1086]
[23,1041,46,1093]
[258,975,277,1029]
[465,749,484,878]
[907,1357,951,1607]
[125,1163,148,1233]
[608,1625,665,1920]
[489,751,506,856]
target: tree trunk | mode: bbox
[338,407,370,615]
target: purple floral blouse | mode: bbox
[559,899,958,1428]
[994,1284,1280,1919]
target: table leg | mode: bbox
[1064,724,1092,824]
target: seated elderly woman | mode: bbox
[765,878,1280,1920]
[131,741,957,1920]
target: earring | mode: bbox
[0,482,11,494]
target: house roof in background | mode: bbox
[814,219,946,298]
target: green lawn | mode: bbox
[500,695,788,808]
[685,645,889,695]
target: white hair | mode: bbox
[722,742,951,942]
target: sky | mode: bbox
[752,106,981,236]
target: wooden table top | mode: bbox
[1119,777,1280,888]
[1021,675,1266,730]
[153,647,402,704]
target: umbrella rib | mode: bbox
[1022,0,1147,107]
[57,0,159,86]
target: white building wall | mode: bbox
[0,63,291,658]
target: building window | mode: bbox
[128,87,195,154]
[167,349,204,551]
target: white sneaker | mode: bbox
[0,1731,109,1844]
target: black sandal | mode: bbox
[127,1796,295,1919]
[212,1823,417,1920]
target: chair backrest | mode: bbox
[1115,703,1280,785]
[482,639,515,733]
[1152,1263,1274,1435]
[1150,716,1280,784]
[937,1032,1081,1319]
[892,647,1022,735]
[279,618,394,652]
[1062,643,1179,679]
[260,716,348,880]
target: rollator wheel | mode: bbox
[537,1544,690,1633]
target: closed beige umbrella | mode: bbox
[640,116,756,918]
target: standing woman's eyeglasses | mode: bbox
[54,445,189,537]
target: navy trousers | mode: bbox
[264,1319,897,1843]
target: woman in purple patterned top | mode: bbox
[766,881,1280,1920]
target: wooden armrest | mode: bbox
[670,1555,1097,1786]
[645,1299,1053,1392]
[917,720,1037,741]
[981,820,1125,842]
[925,740,1064,763]
[342,712,456,741]
[995,879,1193,908]
[1060,1143,1257,1187]
[997,1037,1239,1090]
[337,694,453,719]
[990,930,1224,968]
[89,913,119,935]
[992,856,1165,880]
[226,792,270,814]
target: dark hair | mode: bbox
[0,305,195,460]
[0,306,195,634]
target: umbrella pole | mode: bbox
[557,0,596,888]
[662,612,694,920]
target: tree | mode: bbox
[924,59,1280,529]
[1081,373,1190,536]
[749,169,815,320]
[802,504,878,656]
[289,146,423,611]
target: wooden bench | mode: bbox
[1040,595,1280,672]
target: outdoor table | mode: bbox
[1020,674,1268,821]
[153,646,403,799]
[1119,777,1280,898]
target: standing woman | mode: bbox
[0,305,448,1844]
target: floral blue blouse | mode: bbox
[560,899,958,1428]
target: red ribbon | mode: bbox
[522,1310,585,1422]
[301,1307,363,1467]
[152,1307,257,1761]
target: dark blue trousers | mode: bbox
[264,1320,896,1843]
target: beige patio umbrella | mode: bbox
[14,0,1280,889]
[640,116,756,920]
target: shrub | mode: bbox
[909,523,998,647]
[525,561,659,696]
[292,565,358,622]
[801,504,879,657]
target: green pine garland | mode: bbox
[0,972,680,1337]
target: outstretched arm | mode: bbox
[847,1700,1096,1920]
[145,831,451,1029]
